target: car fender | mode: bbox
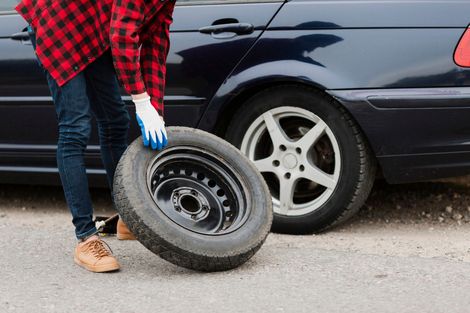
[197,59,352,132]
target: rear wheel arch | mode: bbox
[210,78,382,181]
[215,80,375,154]
[212,80,327,137]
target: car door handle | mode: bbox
[199,23,254,36]
[11,31,30,41]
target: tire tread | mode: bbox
[113,127,272,271]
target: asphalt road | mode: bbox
[1,178,470,313]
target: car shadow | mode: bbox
[2,179,470,276]
[0,184,114,215]
[341,176,470,230]
[2,176,470,229]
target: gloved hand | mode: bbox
[133,96,168,150]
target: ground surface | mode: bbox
[1,178,470,313]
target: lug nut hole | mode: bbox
[296,147,302,154]
[284,173,291,179]
[299,165,305,172]
[273,160,280,167]
[280,145,287,151]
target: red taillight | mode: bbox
[455,27,470,67]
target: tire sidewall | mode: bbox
[226,86,364,232]
[115,127,273,257]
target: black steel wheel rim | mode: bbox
[146,146,250,235]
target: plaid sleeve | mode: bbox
[140,2,175,116]
[15,0,38,28]
[110,0,146,95]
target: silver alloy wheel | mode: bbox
[240,106,341,216]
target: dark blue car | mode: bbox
[2,0,470,233]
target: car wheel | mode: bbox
[113,127,273,272]
[226,85,376,234]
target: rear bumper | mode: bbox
[328,87,470,183]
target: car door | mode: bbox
[164,0,285,127]
[0,1,65,176]
[0,3,115,182]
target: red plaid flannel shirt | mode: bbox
[15,0,175,114]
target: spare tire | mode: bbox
[112,127,273,272]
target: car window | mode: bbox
[0,0,19,12]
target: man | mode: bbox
[15,0,176,272]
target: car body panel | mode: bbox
[272,0,470,29]
[199,0,470,184]
[199,27,470,129]
[165,1,283,121]
[328,87,470,182]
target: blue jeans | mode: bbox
[29,27,130,239]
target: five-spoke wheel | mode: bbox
[226,86,376,233]
[241,106,341,216]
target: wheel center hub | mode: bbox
[282,153,298,169]
[179,194,202,214]
[172,187,210,220]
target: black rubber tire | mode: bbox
[225,85,376,234]
[113,127,273,272]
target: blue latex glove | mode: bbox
[133,96,168,150]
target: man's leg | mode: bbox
[45,72,98,240]
[84,50,136,241]
[29,28,120,272]
[45,57,121,272]
[84,50,130,189]
[29,27,96,239]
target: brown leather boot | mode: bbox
[117,218,136,240]
[74,236,120,273]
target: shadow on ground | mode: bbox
[1,175,470,227]
[0,184,114,214]
[351,177,470,227]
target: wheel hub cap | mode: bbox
[240,106,341,217]
[146,146,250,235]
[172,187,210,220]
[282,153,298,169]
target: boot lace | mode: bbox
[87,239,113,259]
